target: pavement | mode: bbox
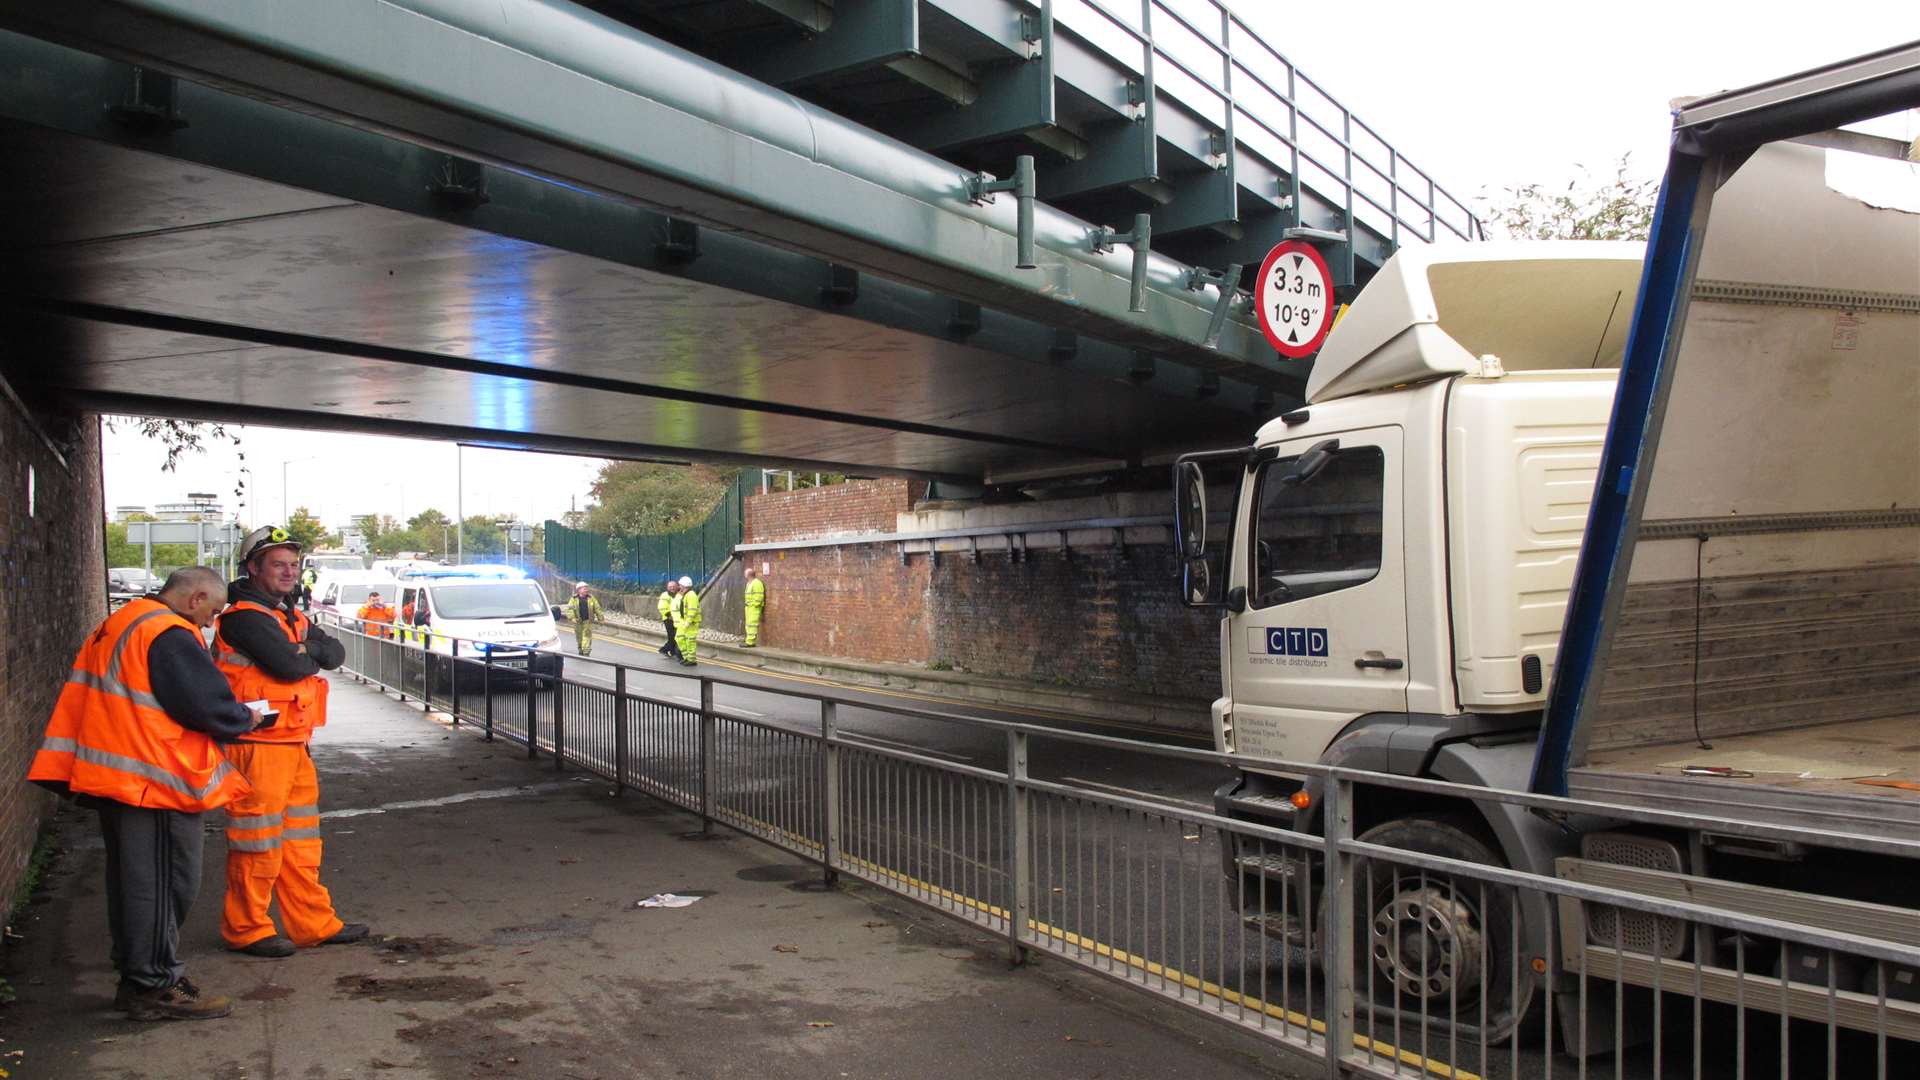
[3,674,1307,1080]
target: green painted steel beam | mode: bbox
[0,0,1291,378]
[0,30,1281,414]
[747,0,831,33]
[742,0,916,87]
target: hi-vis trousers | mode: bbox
[221,742,344,948]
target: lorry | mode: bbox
[1175,44,1920,1048]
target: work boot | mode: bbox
[322,923,370,945]
[681,659,696,667]
[235,935,296,958]
[123,976,233,1021]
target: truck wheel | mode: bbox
[1340,815,1522,1039]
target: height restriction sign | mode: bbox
[1256,240,1335,358]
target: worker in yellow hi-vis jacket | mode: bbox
[742,568,766,647]
[673,575,701,666]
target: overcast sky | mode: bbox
[101,3,1918,528]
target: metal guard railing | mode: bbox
[322,615,1920,1079]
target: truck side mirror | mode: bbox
[1279,438,1341,487]
[1173,461,1208,558]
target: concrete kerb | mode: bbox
[572,610,1213,737]
[4,676,1300,1079]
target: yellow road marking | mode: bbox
[734,818,1476,1080]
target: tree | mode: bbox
[105,416,244,473]
[1489,153,1658,242]
[460,516,506,557]
[405,508,453,557]
[586,462,737,536]
[285,507,327,551]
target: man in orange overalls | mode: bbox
[212,526,369,958]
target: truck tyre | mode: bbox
[1335,814,1525,1042]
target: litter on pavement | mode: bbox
[635,893,705,909]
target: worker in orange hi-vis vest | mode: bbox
[29,566,262,1021]
[356,590,396,639]
[210,526,370,959]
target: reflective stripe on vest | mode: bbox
[35,735,239,803]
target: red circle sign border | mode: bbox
[1255,240,1336,358]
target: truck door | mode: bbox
[1228,426,1409,764]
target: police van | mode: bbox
[391,564,563,678]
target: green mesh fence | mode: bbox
[545,472,752,590]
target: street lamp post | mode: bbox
[281,455,320,526]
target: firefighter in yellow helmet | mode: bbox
[569,582,604,657]
[673,575,701,666]
[210,525,370,959]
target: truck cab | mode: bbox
[1184,242,1642,798]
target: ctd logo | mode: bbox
[1259,627,1329,658]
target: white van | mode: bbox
[391,565,563,677]
[313,571,400,619]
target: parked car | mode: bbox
[107,567,159,598]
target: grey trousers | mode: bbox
[98,802,203,991]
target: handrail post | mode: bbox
[552,659,566,772]
[526,658,538,760]
[1005,728,1030,966]
[448,638,461,726]
[1321,773,1356,1077]
[698,678,716,835]
[613,664,628,796]
[483,648,494,741]
[820,700,840,886]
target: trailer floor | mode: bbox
[1571,712,1920,843]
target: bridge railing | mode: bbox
[322,614,1920,1079]
[1055,0,1484,262]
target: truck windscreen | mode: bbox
[431,583,547,619]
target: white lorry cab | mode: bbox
[1181,240,1641,768]
[391,564,563,677]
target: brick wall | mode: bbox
[744,478,926,544]
[742,483,1219,700]
[0,406,104,908]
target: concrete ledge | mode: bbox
[587,615,1212,737]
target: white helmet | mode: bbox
[678,576,694,587]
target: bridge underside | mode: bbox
[0,0,1477,483]
[1,30,1273,482]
